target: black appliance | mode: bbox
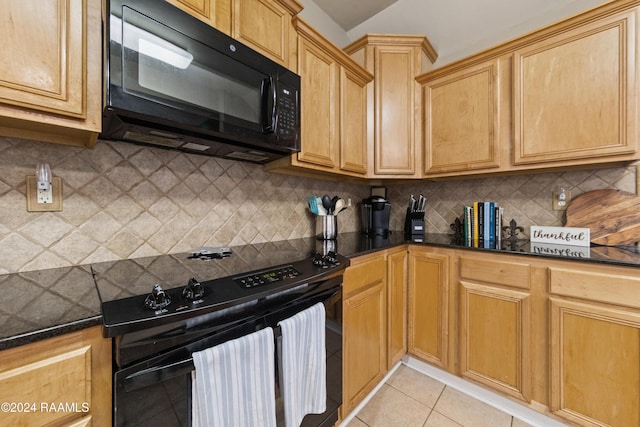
[361,187,391,236]
[92,246,347,427]
[102,0,301,164]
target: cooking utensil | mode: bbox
[322,195,333,214]
[334,198,346,214]
[308,196,319,215]
[316,197,327,215]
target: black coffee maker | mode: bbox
[361,187,391,236]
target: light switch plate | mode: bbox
[26,175,63,212]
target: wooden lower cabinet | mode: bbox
[387,249,408,369]
[342,253,387,415]
[549,263,640,427]
[344,245,640,427]
[458,255,533,402]
[459,281,531,401]
[0,326,112,427]
[407,248,450,370]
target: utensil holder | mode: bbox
[316,215,337,240]
[404,208,425,237]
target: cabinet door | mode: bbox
[408,250,450,369]
[0,0,85,118]
[550,298,640,427]
[296,36,339,169]
[387,250,407,368]
[0,326,111,426]
[513,9,637,165]
[0,0,101,146]
[374,45,419,175]
[343,256,387,414]
[232,0,296,67]
[423,59,501,175]
[459,282,531,401]
[339,67,368,175]
[165,0,218,26]
[458,256,532,401]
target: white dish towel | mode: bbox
[278,302,327,427]
[191,327,276,427]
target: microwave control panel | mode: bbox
[276,83,299,138]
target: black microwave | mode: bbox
[101,0,301,163]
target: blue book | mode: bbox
[488,202,495,241]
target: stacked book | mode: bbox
[463,201,504,248]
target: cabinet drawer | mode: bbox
[343,256,386,297]
[459,257,531,289]
[549,267,640,309]
[0,346,91,426]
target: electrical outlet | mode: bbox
[552,190,571,211]
[26,175,63,212]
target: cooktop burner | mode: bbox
[92,240,348,337]
[187,246,233,260]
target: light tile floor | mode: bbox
[345,365,541,427]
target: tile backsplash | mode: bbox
[0,138,367,274]
[0,136,636,274]
[387,166,637,237]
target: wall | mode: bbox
[0,137,367,274]
[1,137,636,274]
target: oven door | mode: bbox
[113,277,342,427]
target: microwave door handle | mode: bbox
[261,76,277,133]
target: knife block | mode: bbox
[404,208,425,237]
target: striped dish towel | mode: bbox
[191,327,276,427]
[278,302,327,427]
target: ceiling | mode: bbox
[313,0,400,31]
[309,0,609,65]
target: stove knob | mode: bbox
[312,253,325,267]
[182,277,204,300]
[325,251,339,265]
[145,284,171,310]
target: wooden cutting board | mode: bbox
[565,189,640,246]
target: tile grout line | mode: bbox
[403,356,569,427]
[337,361,403,427]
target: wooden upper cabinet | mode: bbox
[296,32,339,169]
[165,0,222,28]
[340,66,369,174]
[232,0,302,68]
[345,35,437,178]
[421,59,502,175]
[513,7,638,165]
[265,18,372,177]
[0,0,101,147]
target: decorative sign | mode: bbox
[530,226,590,247]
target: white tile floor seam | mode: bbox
[343,359,569,427]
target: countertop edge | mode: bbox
[0,315,103,351]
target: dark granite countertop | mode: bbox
[2,231,639,351]
[335,231,640,267]
[0,264,102,351]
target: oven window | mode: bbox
[112,6,265,126]
[115,372,191,426]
